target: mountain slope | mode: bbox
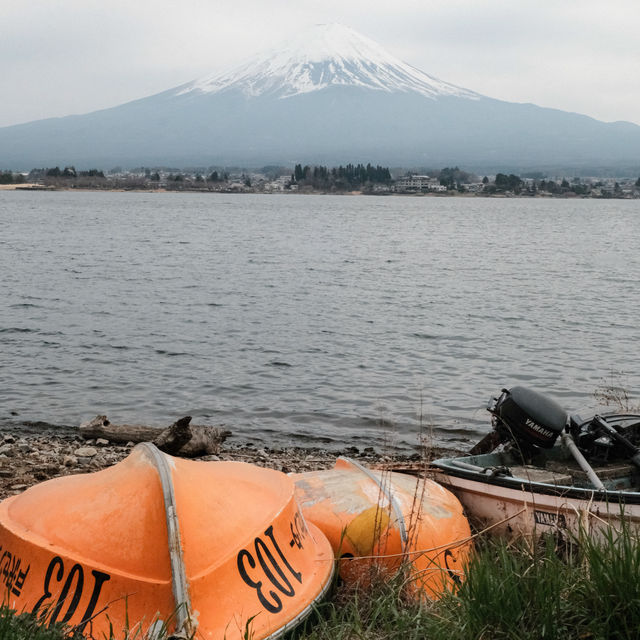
[175,23,479,101]
[1,23,639,170]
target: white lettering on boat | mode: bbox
[534,510,567,527]
[525,419,554,439]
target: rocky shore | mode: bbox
[0,422,463,499]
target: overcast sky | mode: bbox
[2,0,639,128]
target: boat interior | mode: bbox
[450,445,640,492]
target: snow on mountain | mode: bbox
[177,23,479,101]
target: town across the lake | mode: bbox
[2,164,640,198]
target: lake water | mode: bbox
[1,190,639,452]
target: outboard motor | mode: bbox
[470,386,568,456]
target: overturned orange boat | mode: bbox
[293,457,471,598]
[0,444,334,639]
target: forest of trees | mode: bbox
[0,171,25,184]
[291,163,392,190]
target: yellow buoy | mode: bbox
[293,457,471,598]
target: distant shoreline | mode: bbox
[2,184,635,199]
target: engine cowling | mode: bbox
[489,386,567,449]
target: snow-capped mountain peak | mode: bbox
[177,23,479,100]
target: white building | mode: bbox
[393,175,445,192]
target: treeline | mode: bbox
[482,173,640,196]
[30,166,106,179]
[0,171,26,184]
[25,166,110,188]
[291,163,392,190]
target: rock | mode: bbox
[3,435,16,444]
[74,447,98,458]
[96,438,110,446]
[77,457,93,466]
[0,444,13,456]
[16,443,31,454]
[63,455,78,467]
[39,463,59,475]
[0,470,13,478]
[10,484,27,491]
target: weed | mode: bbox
[594,373,639,412]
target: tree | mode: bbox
[571,183,589,195]
[495,173,522,193]
[545,180,560,194]
[439,167,457,189]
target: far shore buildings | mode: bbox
[392,174,447,193]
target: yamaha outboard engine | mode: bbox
[470,386,568,456]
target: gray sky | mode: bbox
[2,0,639,128]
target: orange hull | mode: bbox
[293,457,471,598]
[0,444,334,639]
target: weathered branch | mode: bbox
[153,416,194,455]
[78,415,231,457]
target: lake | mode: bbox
[1,190,638,452]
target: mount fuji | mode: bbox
[2,23,640,170]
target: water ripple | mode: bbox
[1,191,639,452]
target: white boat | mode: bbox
[431,386,640,539]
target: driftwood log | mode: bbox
[79,415,231,457]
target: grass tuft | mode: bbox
[0,607,83,640]
[299,523,640,640]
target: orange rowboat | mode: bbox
[293,457,471,598]
[0,444,334,639]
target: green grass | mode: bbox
[4,525,640,639]
[299,524,640,640]
[0,608,83,640]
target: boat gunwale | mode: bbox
[431,456,640,505]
